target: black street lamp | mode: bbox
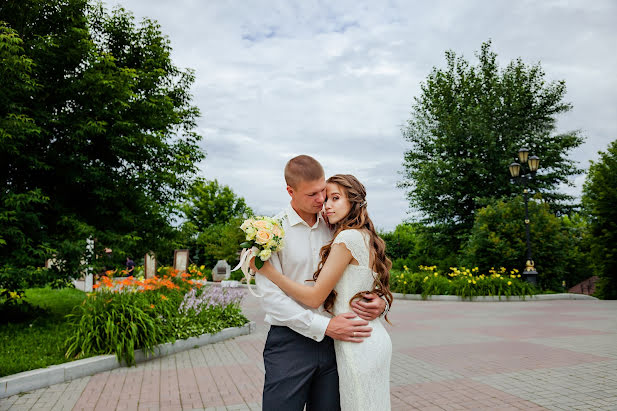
[508,147,540,285]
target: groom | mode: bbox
[255,155,387,410]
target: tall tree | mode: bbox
[0,1,204,273]
[582,139,617,299]
[180,179,252,267]
[400,41,583,242]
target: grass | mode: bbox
[0,287,87,377]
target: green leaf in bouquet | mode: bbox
[255,257,264,269]
[240,242,252,249]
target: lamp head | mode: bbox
[528,155,540,172]
[509,162,521,178]
[518,147,529,164]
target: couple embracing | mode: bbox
[253,155,393,410]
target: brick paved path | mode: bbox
[1,297,616,410]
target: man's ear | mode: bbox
[286,185,294,198]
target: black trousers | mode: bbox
[262,325,340,411]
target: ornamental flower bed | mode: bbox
[390,265,536,299]
[65,272,247,365]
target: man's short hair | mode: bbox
[284,155,325,189]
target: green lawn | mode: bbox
[0,287,87,377]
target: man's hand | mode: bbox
[350,293,386,321]
[325,312,372,343]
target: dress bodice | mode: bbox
[330,229,376,316]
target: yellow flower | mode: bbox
[9,291,19,299]
[434,273,438,277]
[403,265,409,271]
[467,280,471,283]
[404,281,407,284]
[507,281,512,286]
[517,274,521,278]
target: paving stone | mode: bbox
[1,297,615,409]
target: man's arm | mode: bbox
[255,251,331,341]
[350,293,387,321]
[256,252,372,342]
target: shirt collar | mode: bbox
[287,204,325,228]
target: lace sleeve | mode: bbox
[332,229,369,267]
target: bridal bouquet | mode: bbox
[232,216,285,297]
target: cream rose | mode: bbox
[255,229,273,245]
[272,226,282,238]
[253,219,272,230]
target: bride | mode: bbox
[258,174,393,410]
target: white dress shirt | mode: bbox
[255,205,333,341]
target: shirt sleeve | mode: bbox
[255,250,331,341]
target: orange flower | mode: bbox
[150,304,155,308]
[160,295,168,300]
[93,284,100,289]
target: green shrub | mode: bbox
[463,196,573,290]
[390,266,536,299]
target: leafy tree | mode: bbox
[400,40,583,245]
[196,218,247,269]
[463,196,576,290]
[582,139,617,299]
[181,179,252,234]
[180,180,252,267]
[0,1,204,276]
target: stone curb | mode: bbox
[0,321,256,399]
[391,292,598,301]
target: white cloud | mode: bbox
[106,0,617,230]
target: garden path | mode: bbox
[1,296,616,410]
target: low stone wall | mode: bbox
[0,321,256,399]
[391,292,598,301]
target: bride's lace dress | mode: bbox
[331,229,392,410]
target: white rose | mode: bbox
[240,218,254,231]
[259,248,272,261]
[245,227,256,240]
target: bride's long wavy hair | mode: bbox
[314,174,393,323]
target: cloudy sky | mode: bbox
[106,0,616,231]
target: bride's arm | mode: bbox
[258,243,353,308]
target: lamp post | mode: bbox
[508,147,540,285]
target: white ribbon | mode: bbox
[232,246,264,298]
